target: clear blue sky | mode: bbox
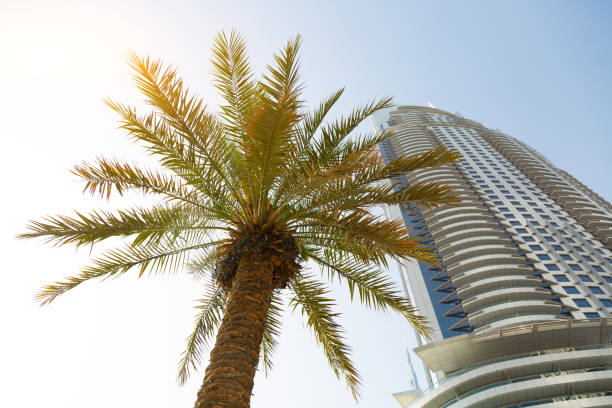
[3,1,611,407]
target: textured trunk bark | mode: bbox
[194,250,274,408]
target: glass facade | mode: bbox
[376,107,612,336]
[374,106,612,408]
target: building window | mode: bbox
[583,256,594,262]
[563,287,579,294]
[593,266,604,272]
[584,312,600,319]
[560,254,572,261]
[545,264,560,271]
[523,236,535,242]
[554,275,570,282]
[589,286,604,294]
[544,237,555,242]
[569,264,583,271]
[601,299,612,307]
[516,228,527,234]
[573,299,591,307]
[509,221,521,226]
[505,214,516,219]
[578,275,593,282]
[529,245,543,251]
[537,254,551,261]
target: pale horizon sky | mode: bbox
[2,1,611,407]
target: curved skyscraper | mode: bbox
[373,106,612,407]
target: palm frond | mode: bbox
[310,97,392,166]
[387,180,459,209]
[289,274,361,399]
[72,157,201,204]
[19,204,223,248]
[310,251,430,337]
[126,55,213,144]
[279,144,460,225]
[306,179,458,217]
[274,122,388,210]
[295,209,437,266]
[35,238,221,306]
[211,30,255,140]
[243,35,303,218]
[380,145,462,178]
[103,102,239,219]
[260,291,283,375]
[126,54,246,213]
[293,88,345,153]
[187,247,222,281]
[177,282,226,385]
[104,101,208,183]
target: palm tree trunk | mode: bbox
[194,250,274,408]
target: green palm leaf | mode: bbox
[177,282,226,385]
[212,29,255,140]
[260,291,283,375]
[311,250,430,337]
[293,88,345,153]
[19,204,224,248]
[35,237,221,306]
[290,274,361,399]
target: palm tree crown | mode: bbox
[20,31,459,406]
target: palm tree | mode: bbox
[20,31,459,407]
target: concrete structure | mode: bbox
[373,106,612,407]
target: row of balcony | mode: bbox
[385,112,560,333]
[407,318,612,408]
[480,130,612,249]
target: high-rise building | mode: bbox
[373,106,612,408]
